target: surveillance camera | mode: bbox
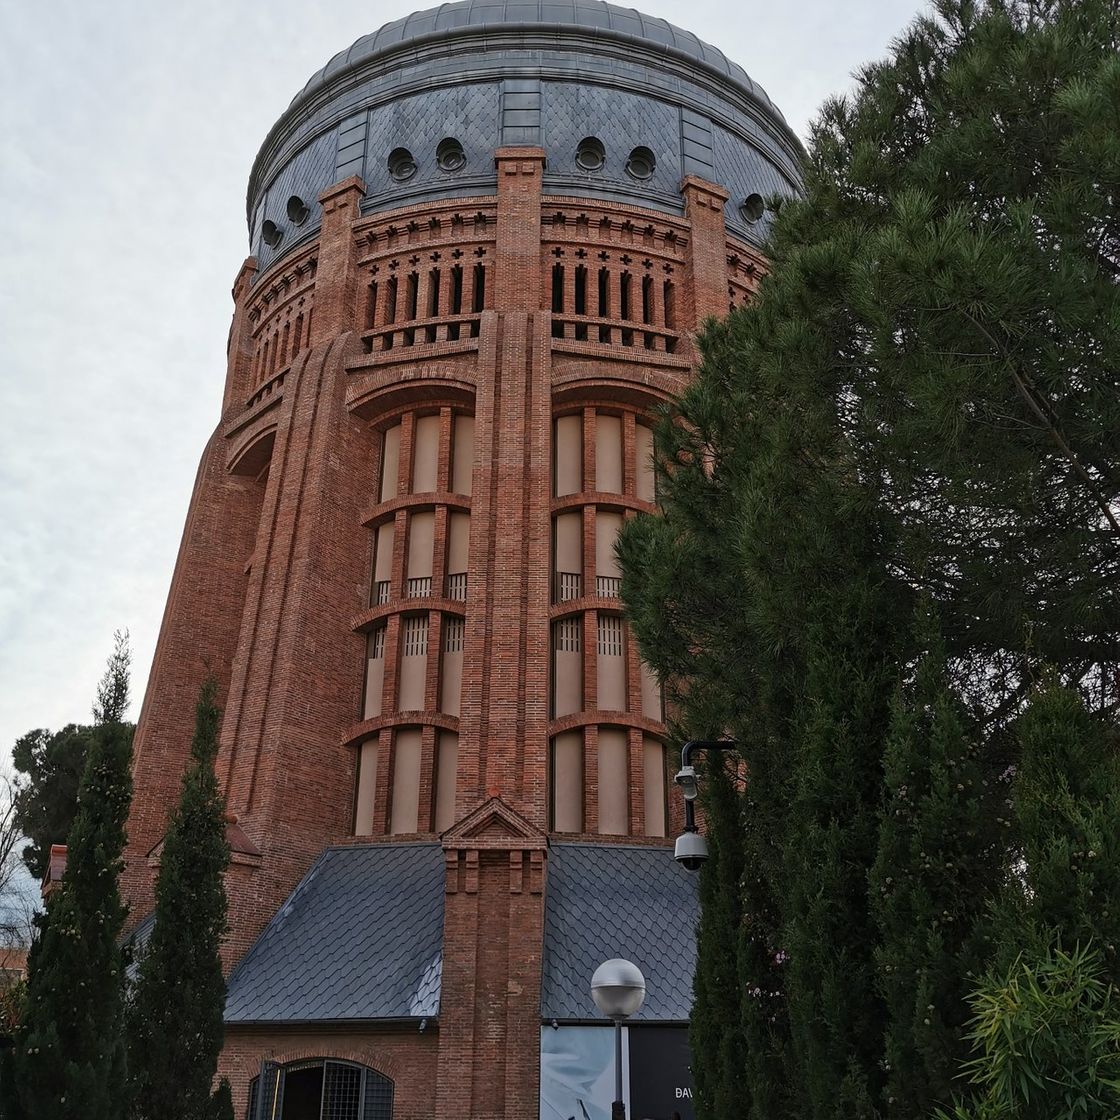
[674,828,708,871]
[674,765,699,801]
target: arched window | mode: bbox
[249,1058,393,1120]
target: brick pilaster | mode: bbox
[680,175,731,327]
[493,148,546,311]
[222,257,259,415]
[310,176,367,346]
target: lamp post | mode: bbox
[673,739,739,871]
[591,958,646,1120]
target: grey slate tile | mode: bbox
[541,842,699,1024]
[224,843,444,1024]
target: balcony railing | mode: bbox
[554,572,582,603]
[372,580,391,606]
[405,576,432,599]
[446,573,468,601]
[596,575,622,599]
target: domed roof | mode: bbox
[293,0,782,122]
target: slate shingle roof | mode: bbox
[224,843,444,1024]
[294,0,781,119]
[541,842,699,1022]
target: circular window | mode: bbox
[575,137,605,173]
[625,146,656,181]
[739,193,766,224]
[388,147,417,182]
[261,219,283,249]
[286,195,310,225]
[436,137,466,173]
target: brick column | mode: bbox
[680,175,731,327]
[222,256,258,415]
[493,148,546,311]
[311,176,367,346]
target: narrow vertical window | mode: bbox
[574,266,588,341]
[595,511,623,598]
[411,415,440,493]
[362,626,386,720]
[449,265,464,340]
[553,512,582,602]
[354,738,379,836]
[426,268,440,342]
[598,728,629,835]
[398,614,429,711]
[551,732,584,832]
[598,268,611,342]
[446,511,470,599]
[472,264,485,311]
[390,729,422,834]
[435,731,459,833]
[642,737,668,837]
[551,617,583,718]
[635,422,656,503]
[440,616,465,717]
[365,281,378,330]
[595,413,623,495]
[451,414,475,496]
[371,521,394,606]
[553,414,583,497]
[379,424,401,502]
[406,510,435,598]
[596,614,626,711]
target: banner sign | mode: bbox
[540,1026,695,1120]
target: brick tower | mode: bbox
[120,4,801,1117]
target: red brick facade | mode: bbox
[122,133,765,1116]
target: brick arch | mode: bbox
[256,1048,400,1080]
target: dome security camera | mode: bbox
[674,828,708,871]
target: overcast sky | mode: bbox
[0,0,919,758]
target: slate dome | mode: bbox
[247,0,803,274]
[294,0,784,122]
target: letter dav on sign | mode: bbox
[628,1027,695,1120]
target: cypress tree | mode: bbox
[128,677,230,1120]
[689,764,750,1120]
[11,633,133,1120]
[996,681,1120,975]
[869,614,1003,1117]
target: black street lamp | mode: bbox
[672,739,738,872]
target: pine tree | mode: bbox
[10,633,133,1120]
[869,614,1002,1117]
[128,677,230,1120]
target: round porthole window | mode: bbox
[436,137,466,172]
[739,193,766,224]
[286,195,310,225]
[625,146,656,181]
[388,147,417,182]
[261,219,283,248]
[575,136,606,172]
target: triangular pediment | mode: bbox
[441,796,546,850]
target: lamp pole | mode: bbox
[591,958,646,1120]
[673,740,739,870]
